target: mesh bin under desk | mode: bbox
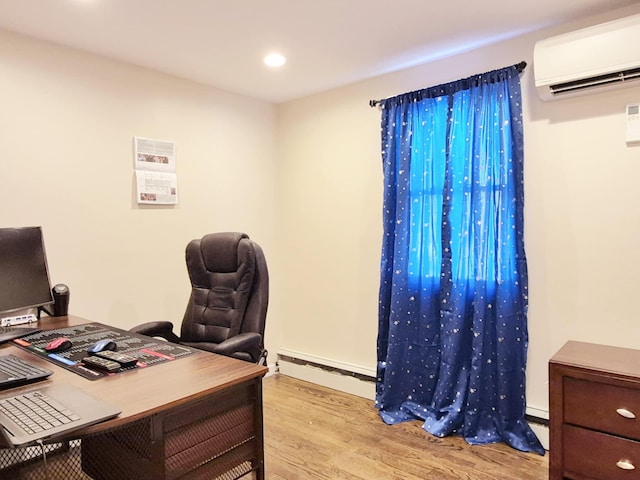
[0,379,264,480]
[82,381,264,480]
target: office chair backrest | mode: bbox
[180,232,268,348]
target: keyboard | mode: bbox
[0,383,121,447]
[0,354,53,389]
[0,390,80,435]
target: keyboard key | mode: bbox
[0,391,80,434]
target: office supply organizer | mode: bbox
[13,323,196,380]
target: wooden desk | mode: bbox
[0,315,268,479]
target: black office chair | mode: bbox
[131,232,269,364]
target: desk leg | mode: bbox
[254,378,265,480]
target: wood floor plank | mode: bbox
[259,374,548,479]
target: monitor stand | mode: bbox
[38,305,53,319]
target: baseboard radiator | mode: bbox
[276,348,549,450]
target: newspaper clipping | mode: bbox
[134,136,178,205]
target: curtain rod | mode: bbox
[369,61,527,108]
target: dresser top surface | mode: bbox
[550,341,640,378]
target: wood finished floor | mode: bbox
[259,374,548,480]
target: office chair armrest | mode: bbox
[187,333,262,357]
[130,321,181,343]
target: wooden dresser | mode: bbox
[549,341,640,480]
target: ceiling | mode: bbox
[0,0,637,103]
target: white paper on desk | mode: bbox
[136,170,178,205]
[134,136,178,205]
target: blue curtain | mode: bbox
[375,65,544,455]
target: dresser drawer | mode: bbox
[564,377,640,440]
[564,424,640,480]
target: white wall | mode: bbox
[3,3,640,420]
[276,3,640,416]
[0,30,280,359]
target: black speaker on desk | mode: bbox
[52,284,70,316]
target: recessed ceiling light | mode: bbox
[264,53,286,68]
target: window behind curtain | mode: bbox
[375,64,544,455]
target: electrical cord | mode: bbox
[37,439,49,480]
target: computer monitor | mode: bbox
[0,226,54,317]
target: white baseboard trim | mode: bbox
[530,423,550,451]
[276,349,549,450]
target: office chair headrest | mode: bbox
[198,232,250,273]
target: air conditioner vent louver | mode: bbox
[534,13,640,101]
[550,67,640,96]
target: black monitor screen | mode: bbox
[0,226,54,315]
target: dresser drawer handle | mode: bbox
[617,460,636,471]
[616,408,636,419]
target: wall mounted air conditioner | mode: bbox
[534,13,640,101]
